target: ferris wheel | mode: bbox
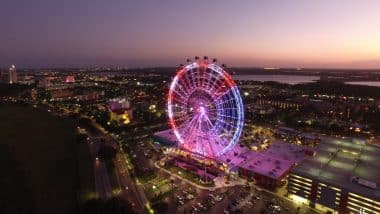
[167,58,244,158]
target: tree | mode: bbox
[152,202,168,214]
[82,197,136,214]
[82,199,104,214]
[76,133,87,144]
[103,197,136,214]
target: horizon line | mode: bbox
[2,65,380,71]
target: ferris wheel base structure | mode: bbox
[153,129,224,159]
[153,129,296,188]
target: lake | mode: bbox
[345,81,380,87]
[233,75,380,87]
[233,75,319,85]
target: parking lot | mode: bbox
[157,182,317,214]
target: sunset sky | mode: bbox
[1,0,380,68]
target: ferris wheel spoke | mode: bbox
[215,98,236,107]
[181,70,193,90]
[208,78,224,95]
[170,88,187,101]
[185,113,202,132]
[189,67,198,89]
[191,70,197,88]
[208,107,237,112]
[213,121,230,134]
[205,71,221,92]
[172,109,188,116]
[214,86,230,99]
[205,137,217,157]
[199,67,207,88]
[203,115,214,130]
[172,112,189,120]
[196,67,202,88]
[200,68,206,89]
[214,126,232,145]
[176,83,190,97]
[171,104,188,111]
[219,94,234,104]
[182,70,192,93]
[173,113,188,122]
[215,119,236,132]
[183,113,199,128]
[218,114,239,120]
[214,88,234,102]
[187,72,197,92]
[180,72,192,95]
[213,133,229,147]
[171,95,188,106]
[213,78,228,90]
[183,116,202,146]
[172,85,189,100]
[205,73,214,91]
[208,73,225,89]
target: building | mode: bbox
[18,75,35,85]
[38,77,54,88]
[0,70,8,82]
[274,127,320,146]
[247,103,275,115]
[154,129,306,188]
[153,129,179,147]
[108,98,133,125]
[220,140,306,188]
[275,127,301,140]
[9,65,17,84]
[50,89,73,100]
[50,89,103,101]
[74,91,100,101]
[287,138,380,214]
[256,99,300,110]
[65,75,75,83]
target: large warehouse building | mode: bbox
[287,138,380,214]
[154,129,306,188]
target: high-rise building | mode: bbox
[9,65,17,84]
[0,71,3,82]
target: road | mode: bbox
[113,142,150,213]
[84,119,150,213]
[87,135,113,200]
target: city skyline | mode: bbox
[1,0,380,69]
[2,1,380,214]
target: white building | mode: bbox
[108,97,133,124]
[9,65,17,84]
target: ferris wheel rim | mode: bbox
[167,61,244,157]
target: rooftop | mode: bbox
[219,140,306,179]
[292,137,380,200]
[154,130,307,180]
[153,129,179,146]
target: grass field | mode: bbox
[0,104,94,214]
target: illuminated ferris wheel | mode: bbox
[167,57,244,158]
